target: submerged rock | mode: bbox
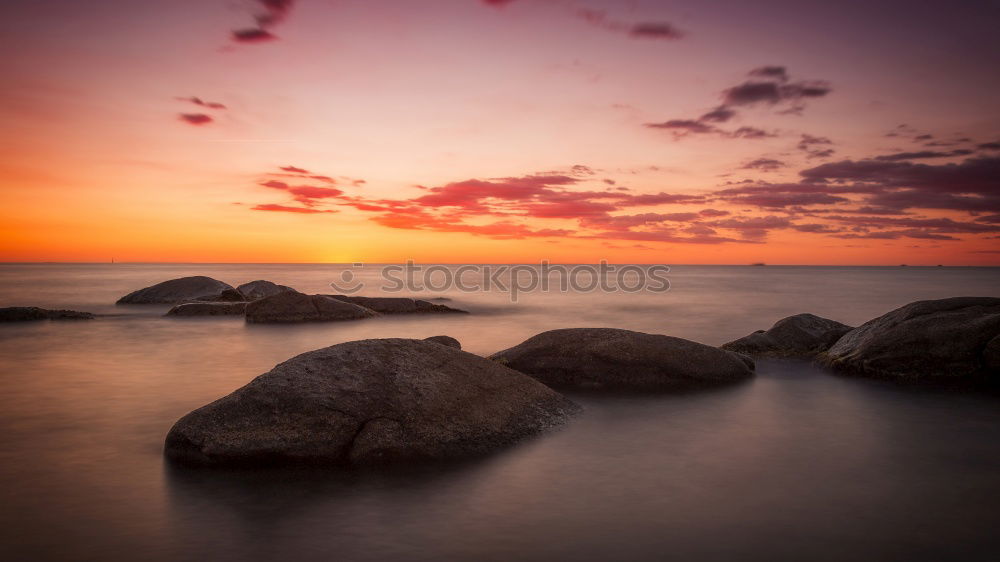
[490,328,754,391]
[166,302,248,317]
[0,307,95,322]
[721,313,853,358]
[117,276,233,304]
[244,291,378,324]
[164,338,579,466]
[326,295,468,314]
[818,297,1000,381]
[237,280,296,301]
[424,335,461,349]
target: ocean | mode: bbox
[1,263,999,561]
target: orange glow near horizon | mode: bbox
[1,1,998,265]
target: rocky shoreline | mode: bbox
[3,276,998,469]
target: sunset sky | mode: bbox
[1,0,998,264]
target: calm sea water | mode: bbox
[1,264,999,561]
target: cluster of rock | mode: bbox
[723,297,1000,382]
[165,328,752,467]
[0,307,95,322]
[113,276,467,322]
[163,296,1000,469]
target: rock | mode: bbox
[721,313,853,358]
[818,297,1000,381]
[326,295,468,314]
[236,280,296,301]
[244,291,378,324]
[196,288,247,303]
[117,276,234,304]
[489,328,754,391]
[984,335,1000,372]
[166,302,248,317]
[424,335,461,349]
[164,338,579,466]
[0,307,95,322]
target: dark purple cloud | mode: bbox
[699,106,736,123]
[177,97,226,110]
[873,149,974,162]
[648,66,832,140]
[797,134,834,158]
[741,158,786,171]
[178,113,213,126]
[233,0,295,43]
[629,23,684,40]
[232,28,277,43]
[748,66,789,82]
[722,80,832,107]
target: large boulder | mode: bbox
[166,302,247,317]
[818,297,1000,381]
[117,276,233,304]
[0,307,95,321]
[489,328,754,391]
[721,313,853,358]
[237,280,296,301]
[244,291,378,324]
[424,335,461,349]
[326,295,467,314]
[164,338,579,466]
[196,288,247,303]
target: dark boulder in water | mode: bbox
[490,328,754,391]
[818,297,1000,381]
[236,280,296,301]
[244,291,377,324]
[117,276,234,304]
[424,335,461,349]
[164,338,579,466]
[326,295,468,314]
[196,288,247,303]
[0,307,95,322]
[166,302,248,317]
[721,313,853,358]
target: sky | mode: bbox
[1,0,998,264]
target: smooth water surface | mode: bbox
[1,264,998,561]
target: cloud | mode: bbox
[252,204,337,214]
[978,141,1000,150]
[280,165,309,173]
[178,113,213,126]
[873,149,974,162]
[232,28,277,43]
[233,0,295,43]
[797,134,834,159]
[722,80,832,107]
[177,97,226,110]
[699,106,736,123]
[644,121,775,140]
[482,0,517,5]
[628,23,684,40]
[741,158,786,171]
[748,66,789,82]
[647,66,831,140]
[731,126,776,139]
[800,156,1000,213]
[801,156,999,194]
[645,119,718,135]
